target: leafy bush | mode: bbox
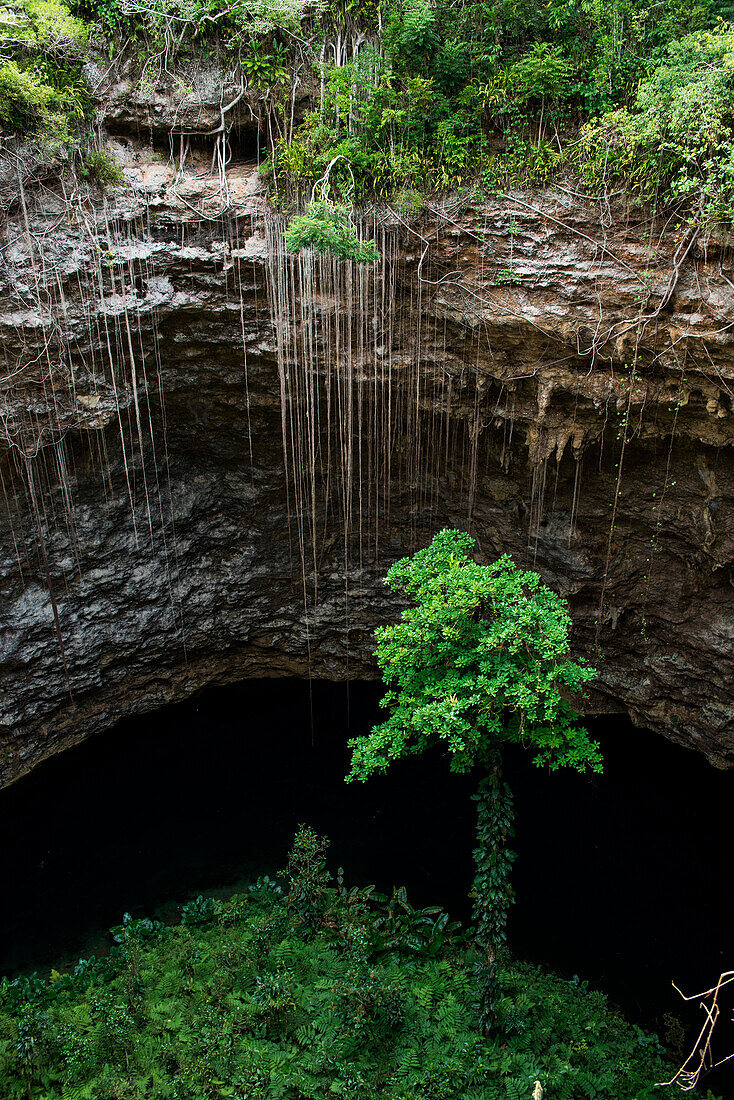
[0,0,88,56]
[0,831,709,1099]
[0,59,55,129]
[370,885,464,957]
[578,27,734,223]
[0,0,90,140]
[283,823,332,926]
[78,148,123,185]
[284,199,380,262]
[383,0,440,73]
[181,894,217,927]
[508,42,573,109]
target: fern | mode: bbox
[0,846,713,1100]
[397,1046,420,1073]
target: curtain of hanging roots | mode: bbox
[2,180,498,693]
[262,206,471,671]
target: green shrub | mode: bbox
[284,199,380,262]
[383,0,440,73]
[346,531,600,1027]
[0,0,88,55]
[0,59,54,129]
[507,42,573,108]
[577,27,734,222]
[0,0,90,140]
[78,149,123,185]
[283,823,332,927]
[181,894,217,927]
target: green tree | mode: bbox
[347,528,601,1029]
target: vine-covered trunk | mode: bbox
[471,755,516,1032]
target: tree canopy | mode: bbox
[348,529,601,781]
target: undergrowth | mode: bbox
[0,828,718,1099]
[259,0,734,223]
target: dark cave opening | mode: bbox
[105,124,265,166]
[167,124,265,164]
[0,679,732,1089]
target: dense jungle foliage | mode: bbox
[0,829,717,1100]
[0,0,89,142]
[4,0,734,223]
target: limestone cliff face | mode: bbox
[1,138,733,787]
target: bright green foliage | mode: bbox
[268,33,482,197]
[85,0,317,47]
[0,833,704,1099]
[4,0,732,217]
[241,37,289,87]
[348,529,601,781]
[266,0,719,201]
[507,42,573,110]
[78,149,123,185]
[0,0,90,138]
[579,27,734,222]
[0,59,55,129]
[284,199,380,262]
[347,529,599,1029]
[0,0,87,55]
[3,0,732,216]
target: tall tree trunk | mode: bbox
[471,753,516,1032]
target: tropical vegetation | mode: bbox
[0,827,715,1099]
[3,0,734,226]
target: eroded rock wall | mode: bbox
[1,147,733,786]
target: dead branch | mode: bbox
[657,971,734,1092]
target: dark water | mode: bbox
[1,679,733,1090]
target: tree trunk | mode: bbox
[471,753,516,1032]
